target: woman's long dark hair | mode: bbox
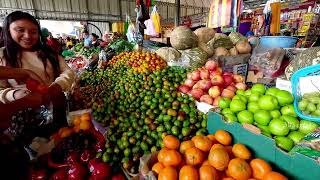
[2,11,60,77]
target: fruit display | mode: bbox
[178,60,246,106]
[71,52,208,173]
[105,38,135,54]
[298,92,320,117]
[66,57,87,70]
[151,131,287,180]
[218,84,319,151]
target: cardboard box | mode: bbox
[207,112,320,180]
[217,54,250,77]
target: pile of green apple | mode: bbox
[298,92,320,117]
[218,84,319,151]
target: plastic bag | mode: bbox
[249,45,285,78]
[177,48,208,68]
[151,5,161,33]
[144,19,158,36]
[126,23,136,43]
[138,152,158,179]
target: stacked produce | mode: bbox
[218,84,319,151]
[178,60,246,106]
[105,38,135,55]
[66,57,87,70]
[298,92,320,117]
[152,131,288,180]
[72,52,208,173]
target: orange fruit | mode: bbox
[232,144,251,160]
[222,178,235,180]
[179,140,195,154]
[79,120,92,130]
[185,147,205,166]
[179,165,198,180]
[162,150,182,167]
[207,134,218,143]
[224,146,235,159]
[152,162,165,175]
[192,135,213,152]
[80,113,91,121]
[158,166,178,180]
[202,160,211,166]
[199,165,219,180]
[227,158,252,180]
[262,171,288,180]
[73,116,81,126]
[250,159,272,179]
[215,130,232,145]
[210,144,225,153]
[163,135,180,150]
[248,179,258,180]
[208,148,230,171]
[158,148,170,162]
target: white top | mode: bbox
[0,47,76,103]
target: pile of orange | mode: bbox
[152,131,288,180]
[72,112,92,132]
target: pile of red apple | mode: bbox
[179,60,247,106]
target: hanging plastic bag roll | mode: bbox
[151,5,161,33]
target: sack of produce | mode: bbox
[170,26,198,50]
[179,48,208,69]
[208,36,234,50]
[155,47,181,62]
[285,47,320,80]
[229,32,246,45]
[290,127,320,162]
[198,42,214,57]
[250,46,285,78]
[194,27,216,43]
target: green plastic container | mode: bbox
[207,112,320,180]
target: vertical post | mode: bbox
[118,0,123,21]
[175,0,180,27]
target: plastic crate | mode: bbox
[291,64,320,122]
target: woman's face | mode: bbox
[9,19,39,49]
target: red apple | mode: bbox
[191,70,201,81]
[197,80,212,91]
[222,74,233,87]
[178,85,190,94]
[184,79,195,88]
[235,82,247,90]
[189,88,204,100]
[221,89,235,99]
[200,95,214,105]
[200,69,210,80]
[205,60,218,71]
[222,72,233,76]
[211,75,224,86]
[233,74,244,83]
[226,85,237,92]
[213,96,222,106]
[208,86,221,98]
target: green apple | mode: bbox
[276,90,294,106]
[224,113,238,123]
[247,102,260,113]
[317,103,320,110]
[251,84,266,95]
[254,110,272,126]
[233,95,247,104]
[303,110,310,115]
[288,131,305,144]
[230,99,246,112]
[248,92,261,102]
[275,136,294,151]
[281,115,299,131]
[270,110,281,119]
[299,120,319,134]
[237,110,254,124]
[236,89,246,96]
[311,109,320,117]
[221,108,234,116]
[298,100,309,111]
[256,124,272,137]
[268,119,290,136]
[258,95,279,111]
[218,97,232,109]
[244,89,252,97]
[265,87,280,97]
[280,104,297,117]
[308,97,320,104]
[306,103,316,112]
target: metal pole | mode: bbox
[175,0,180,27]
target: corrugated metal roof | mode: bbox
[0,0,210,22]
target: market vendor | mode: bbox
[0,11,75,144]
[83,30,92,47]
[91,33,102,47]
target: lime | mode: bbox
[124,148,131,157]
[102,152,111,162]
[182,127,191,136]
[140,142,148,151]
[171,126,179,136]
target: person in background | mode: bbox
[246,31,259,48]
[91,33,101,47]
[46,32,62,54]
[65,36,73,48]
[0,26,3,47]
[83,30,92,47]
[62,44,74,58]
[0,11,75,145]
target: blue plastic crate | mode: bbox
[291,64,320,122]
[260,36,298,48]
